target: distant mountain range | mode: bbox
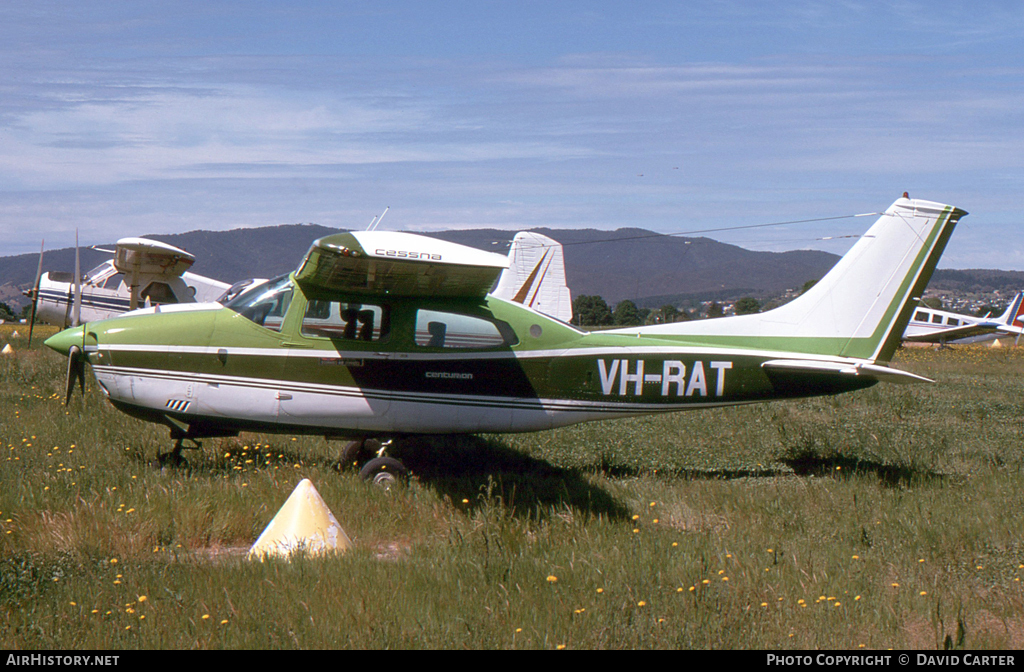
[1,223,1022,310]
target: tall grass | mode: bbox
[3,326,1024,648]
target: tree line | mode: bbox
[571,295,763,328]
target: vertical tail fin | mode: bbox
[614,196,967,364]
[492,232,573,322]
[997,292,1024,329]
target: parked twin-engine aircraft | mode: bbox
[24,237,237,342]
[902,292,1024,345]
[45,196,966,481]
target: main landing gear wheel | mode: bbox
[337,438,380,471]
[358,456,409,489]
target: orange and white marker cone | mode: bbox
[248,479,353,561]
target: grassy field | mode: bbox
[3,323,1024,649]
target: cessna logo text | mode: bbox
[375,249,442,261]
[598,359,732,396]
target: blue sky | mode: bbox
[2,2,1023,268]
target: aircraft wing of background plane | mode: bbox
[902,292,1024,344]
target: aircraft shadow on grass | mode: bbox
[388,435,633,522]
[128,435,633,523]
[777,446,946,488]
[592,447,946,489]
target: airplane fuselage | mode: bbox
[57,283,876,439]
[31,259,231,327]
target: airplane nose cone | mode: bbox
[44,325,85,356]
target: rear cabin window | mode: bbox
[914,311,928,322]
[931,314,943,324]
[223,275,294,332]
[301,300,389,342]
[413,309,517,349]
[947,317,960,326]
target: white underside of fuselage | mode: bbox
[90,363,739,435]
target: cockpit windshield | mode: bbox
[223,274,294,332]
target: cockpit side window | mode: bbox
[223,275,294,332]
[102,273,124,290]
[301,300,389,342]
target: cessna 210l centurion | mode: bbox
[45,196,965,481]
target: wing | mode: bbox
[492,232,573,322]
[114,237,195,278]
[903,322,1002,343]
[295,231,510,298]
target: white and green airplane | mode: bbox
[45,196,966,481]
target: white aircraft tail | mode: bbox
[612,197,967,364]
[492,232,573,322]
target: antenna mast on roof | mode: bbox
[366,206,390,231]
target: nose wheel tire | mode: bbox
[358,456,409,488]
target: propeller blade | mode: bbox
[64,345,85,405]
[73,230,82,326]
[27,240,43,347]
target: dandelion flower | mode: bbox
[202,614,210,620]
[637,601,646,607]
[546,575,558,583]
